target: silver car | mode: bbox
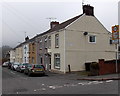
[11,62,20,71]
[16,63,29,72]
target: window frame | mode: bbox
[40,39,42,49]
[54,53,60,69]
[88,35,96,43]
[55,34,59,48]
[48,36,51,49]
[44,36,48,48]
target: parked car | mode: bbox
[2,62,9,67]
[16,63,29,72]
[8,62,13,69]
[11,62,20,71]
[24,64,45,76]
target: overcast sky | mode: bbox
[0,0,120,48]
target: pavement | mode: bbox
[76,73,120,81]
[46,71,120,81]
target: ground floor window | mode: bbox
[32,57,34,64]
[54,53,60,69]
[40,55,43,64]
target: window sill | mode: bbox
[55,66,60,69]
[55,46,59,48]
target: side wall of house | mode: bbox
[64,15,116,72]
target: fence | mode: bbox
[98,59,120,75]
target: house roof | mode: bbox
[36,14,83,37]
[14,14,83,48]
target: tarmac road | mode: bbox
[2,67,119,95]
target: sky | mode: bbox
[0,0,120,48]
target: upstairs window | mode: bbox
[48,36,51,49]
[45,36,47,48]
[55,34,59,48]
[40,39,42,49]
[89,35,96,43]
[32,43,35,51]
[109,37,113,44]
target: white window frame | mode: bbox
[54,54,60,69]
[40,39,42,49]
[44,36,48,48]
[55,34,59,48]
[88,35,96,43]
[48,36,51,49]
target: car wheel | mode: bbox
[42,72,45,76]
[28,71,31,76]
[24,70,27,75]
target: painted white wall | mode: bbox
[50,30,65,73]
[23,44,29,63]
[10,50,15,63]
[64,15,116,72]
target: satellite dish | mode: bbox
[83,32,88,35]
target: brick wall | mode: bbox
[98,59,120,75]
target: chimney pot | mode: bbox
[25,36,29,41]
[83,5,94,16]
[50,21,59,29]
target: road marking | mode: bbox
[106,80,113,83]
[42,84,45,86]
[78,83,85,85]
[49,86,56,89]
[10,71,15,74]
[91,81,103,84]
[34,88,46,92]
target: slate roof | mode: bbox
[14,14,83,48]
[37,14,83,37]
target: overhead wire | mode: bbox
[2,2,42,34]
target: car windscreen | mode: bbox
[14,63,19,65]
[34,65,44,68]
[23,63,29,66]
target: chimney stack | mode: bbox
[50,21,59,29]
[83,5,94,16]
[25,36,29,41]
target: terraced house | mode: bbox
[29,37,37,64]
[34,5,115,73]
[10,5,116,73]
[15,44,23,63]
[22,37,29,63]
[10,48,15,63]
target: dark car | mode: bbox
[24,64,45,76]
[16,63,29,72]
[8,62,13,69]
